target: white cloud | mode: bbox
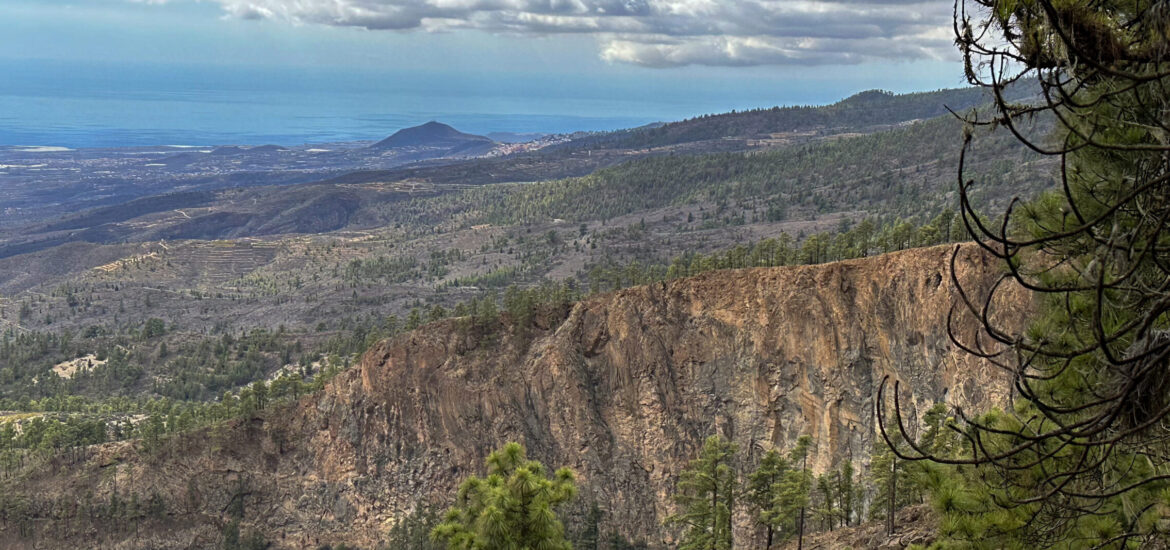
[206,0,956,67]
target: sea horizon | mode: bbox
[0,58,960,149]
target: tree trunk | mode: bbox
[797,506,806,550]
[798,453,808,550]
[711,472,718,550]
[886,456,896,537]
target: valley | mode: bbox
[0,84,1049,549]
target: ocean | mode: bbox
[0,59,826,149]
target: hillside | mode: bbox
[0,98,1051,409]
[1,107,1045,265]
[569,84,1037,151]
[0,245,1030,549]
[0,86,1047,265]
[310,85,1032,189]
[370,121,496,156]
[410,113,1048,229]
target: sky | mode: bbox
[0,0,971,145]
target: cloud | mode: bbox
[207,0,957,67]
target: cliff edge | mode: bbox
[0,244,1029,549]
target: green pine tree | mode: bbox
[834,460,856,528]
[431,442,576,550]
[916,1,1170,547]
[916,403,957,458]
[814,474,838,531]
[745,449,789,549]
[867,429,915,535]
[667,434,738,550]
[775,435,813,548]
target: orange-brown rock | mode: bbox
[0,244,1028,549]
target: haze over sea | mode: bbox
[1,59,959,149]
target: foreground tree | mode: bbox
[745,449,790,548]
[776,436,813,549]
[667,434,738,550]
[431,442,576,550]
[880,0,1170,546]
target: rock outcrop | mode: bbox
[0,244,1029,549]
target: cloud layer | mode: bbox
[211,0,956,67]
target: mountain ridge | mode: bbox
[0,244,1030,549]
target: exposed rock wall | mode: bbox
[0,244,1028,549]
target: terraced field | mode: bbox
[172,241,281,285]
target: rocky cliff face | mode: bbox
[0,244,1028,549]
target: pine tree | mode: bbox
[251,381,268,411]
[834,460,856,528]
[667,434,738,550]
[916,403,955,457]
[868,429,915,535]
[912,0,1170,546]
[405,308,423,330]
[745,449,789,548]
[431,442,576,550]
[776,435,813,549]
[387,504,443,550]
[814,474,838,531]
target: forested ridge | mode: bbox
[568,84,1036,151]
[376,111,1048,231]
